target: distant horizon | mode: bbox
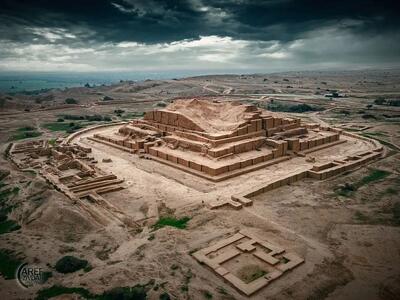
[1,67,399,93]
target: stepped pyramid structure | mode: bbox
[92,99,342,181]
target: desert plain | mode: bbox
[0,69,400,300]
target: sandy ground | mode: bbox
[0,70,399,300]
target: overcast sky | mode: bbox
[0,0,399,73]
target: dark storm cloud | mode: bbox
[0,0,399,72]
[0,0,399,44]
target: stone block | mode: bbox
[252,156,264,165]
[256,119,262,131]
[272,180,281,189]
[288,138,300,152]
[144,111,154,120]
[201,165,214,176]
[215,165,229,175]
[289,174,297,184]
[149,148,158,157]
[240,159,253,169]
[158,151,167,160]
[234,143,246,154]
[168,112,177,126]
[228,162,241,172]
[244,141,254,152]
[272,149,279,159]
[273,117,282,127]
[309,139,316,148]
[263,118,274,129]
[238,126,248,136]
[155,111,162,122]
[297,172,306,180]
[249,121,257,133]
[263,153,273,161]
[189,161,202,172]
[167,154,178,163]
[300,141,308,151]
[160,111,168,124]
[263,184,272,192]
[178,157,189,167]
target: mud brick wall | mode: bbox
[277,127,308,138]
[144,110,205,132]
[265,139,288,156]
[286,138,300,151]
[232,170,309,201]
[64,122,127,145]
[341,131,383,152]
[119,125,157,137]
[308,151,382,180]
[207,137,267,158]
[144,142,156,153]
[304,124,321,129]
[207,147,234,158]
[163,136,204,153]
[211,131,264,147]
[232,149,382,204]
[300,140,309,151]
[262,117,274,129]
[174,130,210,143]
[147,147,275,177]
[94,134,139,150]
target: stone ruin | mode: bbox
[9,139,125,204]
[192,230,304,296]
[90,99,343,181]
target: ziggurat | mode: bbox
[90,99,346,181]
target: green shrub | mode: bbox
[17,126,36,131]
[153,216,191,230]
[0,219,21,234]
[36,283,149,300]
[159,292,171,300]
[85,115,103,121]
[0,249,23,279]
[65,98,78,104]
[59,114,85,120]
[266,102,322,113]
[335,169,390,197]
[362,114,377,119]
[358,169,390,186]
[101,286,147,300]
[55,256,88,274]
[156,101,167,107]
[392,202,400,225]
[10,131,42,141]
[203,290,213,299]
[374,97,386,105]
[35,285,94,300]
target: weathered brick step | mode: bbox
[147,154,290,182]
[70,174,117,187]
[70,179,124,193]
[87,137,136,153]
[76,185,124,197]
[95,185,125,195]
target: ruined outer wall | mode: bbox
[144,110,205,132]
